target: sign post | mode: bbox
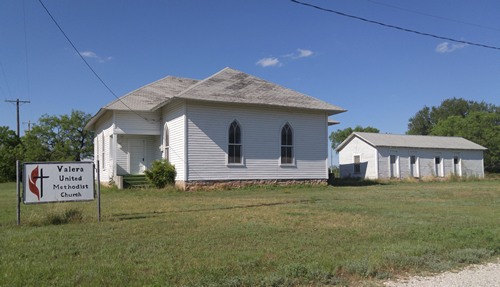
[16,160,21,226]
[97,160,101,223]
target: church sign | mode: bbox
[23,162,95,204]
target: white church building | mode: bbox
[85,67,345,189]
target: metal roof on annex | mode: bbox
[336,132,487,152]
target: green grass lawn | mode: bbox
[1,180,499,286]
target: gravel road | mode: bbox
[383,259,500,287]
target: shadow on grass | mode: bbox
[328,177,384,187]
[113,199,315,221]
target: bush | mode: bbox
[145,159,176,188]
[44,208,83,225]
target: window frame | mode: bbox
[389,151,399,178]
[435,154,443,177]
[280,122,295,166]
[227,120,243,166]
[353,155,361,174]
[409,154,419,178]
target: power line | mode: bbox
[22,0,31,100]
[290,0,500,51]
[36,0,153,123]
[0,61,12,98]
[365,0,500,33]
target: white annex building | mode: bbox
[85,67,345,189]
[336,132,486,179]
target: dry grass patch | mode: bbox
[1,180,498,286]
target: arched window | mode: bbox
[228,120,242,164]
[281,123,293,164]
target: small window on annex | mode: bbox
[281,123,294,164]
[410,156,416,165]
[353,155,361,173]
[435,156,441,164]
[228,120,242,164]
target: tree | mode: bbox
[0,126,22,182]
[24,110,94,162]
[19,131,52,162]
[431,111,500,172]
[407,98,498,135]
[408,98,500,172]
[407,106,432,135]
[330,125,380,150]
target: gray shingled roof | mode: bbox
[336,132,487,151]
[104,76,199,111]
[176,67,346,114]
[86,67,345,130]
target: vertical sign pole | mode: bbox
[16,160,21,226]
[96,160,101,223]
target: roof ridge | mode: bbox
[173,67,237,99]
[174,67,346,114]
[355,132,467,139]
[104,75,176,108]
[348,132,487,150]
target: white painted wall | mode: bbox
[161,100,187,181]
[114,134,160,175]
[338,137,378,179]
[114,111,161,135]
[93,111,114,181]
[377,148,484,178]
[184,101,329,181]
[93,110,162,181]
[338,137,485,179]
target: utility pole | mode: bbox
[22,120,31,132]
[5,99,30,137]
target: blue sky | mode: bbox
[1,0,499,141]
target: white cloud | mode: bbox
[80,50,112,63]
[435,42,467,53]
[256,48,314,68]
[297,48,313,58]
[256,57,281,67]
[80,51,97,58]
[284,48,314,59]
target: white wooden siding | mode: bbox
[338,137,378,179]
[93,111,114,181]
[185,101,329,181]
[116,134,128,175]
[115,134,159,175]
[114,111,161,135]
[162,100,186,181]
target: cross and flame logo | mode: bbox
[28,165,49,201]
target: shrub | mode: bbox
[44,208,83,225]
[145,159,176,188]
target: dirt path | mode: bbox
[383,259,500,287]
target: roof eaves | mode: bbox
[335,132,377,152]
[106,75,173,108]
[84,108,107,131]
